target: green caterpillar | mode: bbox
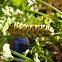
[7,22,54,37]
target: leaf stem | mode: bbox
[25,9,62,23]
[0,32,62,38]
[54,32,62,36]
[36,0,62,14]
[11,50,34,62]
[5,58,28,62]
[0,35,23,38]
[13,58,29,62]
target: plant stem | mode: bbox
[25,9,62,23]
[13,58,28,62]
[54,32,62,36]
[36,0,62,14]
[5,58,28,62]
[0,32,62,38]
[0,35,23,38]
[11,50,34,62]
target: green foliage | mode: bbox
[12,0,23,7]
[0,38,7,52]
[0,0,62,62]
[29,37,53,62]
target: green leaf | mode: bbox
[12,0,24,7]
[0,38,7,52]
[0,0,4,4]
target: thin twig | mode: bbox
[0,32,62,38]
[36,0,62,14]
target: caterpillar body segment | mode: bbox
[7,22,54,37]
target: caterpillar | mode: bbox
[7,22,54,37]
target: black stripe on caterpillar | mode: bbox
[7,22,54,37]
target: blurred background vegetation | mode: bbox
[0,0,62,62]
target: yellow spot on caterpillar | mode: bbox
[7,22,54,37]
